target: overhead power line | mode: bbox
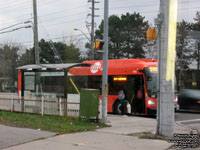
[0,26,32,35]
[0,21,32,32]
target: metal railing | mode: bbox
[0,93,80,117]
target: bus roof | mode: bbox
[18,59,157,75]
[69,59,157,76]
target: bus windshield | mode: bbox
[144,67,158,98]
[146,74,157,98]
[144,66,177,97]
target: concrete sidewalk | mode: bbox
[0,124,56,149]
[2,115,196,150]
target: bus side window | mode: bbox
[87,76,102,94]
[108,76,118,95]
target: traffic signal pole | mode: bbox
[156,0,178,137]
[102,0,109,123]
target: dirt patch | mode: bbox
[128,132,200,150]
[0,116,15,127]
[128,132,168,140]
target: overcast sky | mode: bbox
[0,0,199,51]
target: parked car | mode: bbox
[178,89,200,112]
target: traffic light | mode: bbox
[94,41,104,50]
[146,28,157,41]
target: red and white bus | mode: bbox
[69,59,178,115]
[18,59,178,115]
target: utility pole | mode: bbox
[156,0,178,137]
[88,0,99,60]
[91,0,95,60]
[155,13,162,136]
[102,0,109,123]
[33,0,39,64]
[33,0,41,97]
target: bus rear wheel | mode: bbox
[113,100,122,114]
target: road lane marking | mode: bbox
[177,119,200,124]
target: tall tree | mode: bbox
[193,11,200,31]
[95,12,149,59]
[65,43,81,63]
[18,48,35,66]
[175,13,200,89]
[23,39,82,64]
[39,39,67,63]
[175,20,194,89]
[191,11,200,69]
[0,45,19,81]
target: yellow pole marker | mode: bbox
[166,0,178,89]
[105,84,108,96]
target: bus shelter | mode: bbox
[17,63,91,115]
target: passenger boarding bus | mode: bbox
[18,59,178,115]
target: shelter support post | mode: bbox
[64,69,68,116]
[21,71,25,112]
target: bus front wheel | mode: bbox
[113,100,122,114]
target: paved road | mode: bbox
[175,111,200,131]
[175,111,200,121]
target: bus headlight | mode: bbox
[148,100,155,105]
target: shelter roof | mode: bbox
[17,63,91,71]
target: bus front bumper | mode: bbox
[147,104,180,115]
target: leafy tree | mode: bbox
[95,12,149,59]
[175,13,200,89]
[65,44,81,63]
[193,11,200,31]
[39,39,67,63]
[18,48,35,66]
[23,39,82,64]
[0,44,21,92]
[0,45,19,80]
[175,21,194,89]
[84,42,91,60]
[191,12,200,70]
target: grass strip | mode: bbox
[0,110,108,134]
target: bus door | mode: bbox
[110,75,145,114]
[131,75,145,114]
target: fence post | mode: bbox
[23,99,25,113]
[41,96,44,116]
[59,97,62,116]
[11,96,14,112]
